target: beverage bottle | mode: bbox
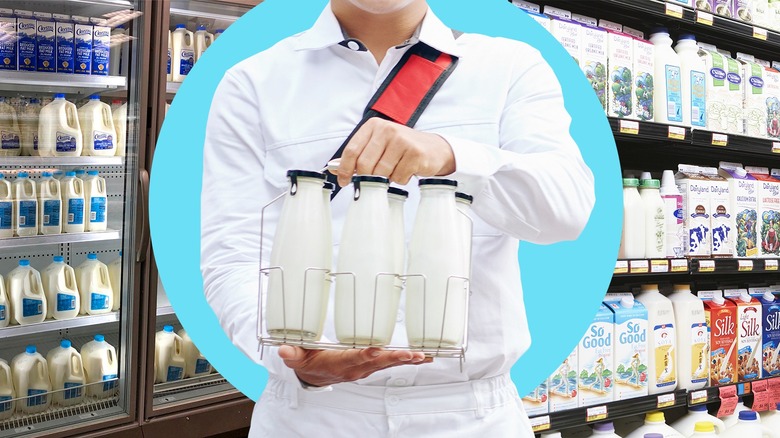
[634,285,678,394]
[0,173,12,238]
[620,178,645,259]
[624,412,685,438]
[111,100,127,157]
[108,252,121,311]
[11,345,52,414]
[13,172,38,237]
[38,93,82,157]
[155,325,186,383]
[83,170,108,231]
[75,253,113,315]
[0,359,14,420]
[668,284,709,391]
[178,329,212,378]
[78,95,116,156]
[660,171,685,258]
[38,171,62,235]
[46,340,86,406]
[42,256,80,320]
[193,24,214,61]
[19,98,42,156]
[6,259,46,325]
[61,171,86,233]
[674,34,708,128]
[649,28,684,125]
[639,179,667,258]
[171,24,194,82]
[80,334,118,398]
[0,96,21,156]
[670,406,726,435]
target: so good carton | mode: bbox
[548,347,578,412]
[604,293,649,400]
[577,304,614,407]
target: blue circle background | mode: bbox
[150,0,622,401]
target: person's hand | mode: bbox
[336,118,456,187]
[278,345,432,387]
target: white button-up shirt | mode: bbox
[201,5,594,390]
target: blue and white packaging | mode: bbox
[73,16,91,75]
[15,10,36,71]
[54,14,73,74]
[90,18,109,76]
[0,8,16,71]
[604,293,649,400]
[578,303,614,407]
[34,12,55,72]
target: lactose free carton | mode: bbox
[719,162,759,257]
[746,166,780,257]
[676,165,712,257]
[578,304,614,407]
[699,290,738,386]
[724,289,762,382]
[604,293,649,400]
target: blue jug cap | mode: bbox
[17,172,28,178]
[53,170,63,175]
[690,405,707,412]
[65,171,76,177]
[119,251,122,257]
[54,93,65,99]
[53,256,64,263]
[26,345,36,354]
[89,94,100,100]
[739,411,757,421]
[776,402,780,411]
[75,170,85,175]
[94,334,105,342]
[175,24,186,29]
[61,340,71,349]
[19,259,30,266]
[42,171,52,177]
[215,29,225,33]
[679,34,697,41]
[0,173,4,179]
[30,98,40,104]
[87,253,97,260]
[87,170,99,176]
[197,24,207,30]
[164,325,174,333]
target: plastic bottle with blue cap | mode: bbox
[75,253,113,315]
[19,97,42,156]
[763,402,780,431]
[178,328,213,378]
[0,270,8,329]
[108,251,122,311]
[214,29,224,39]
[38,171,62,235]
[83,170,108,231]
[670,404,725,435]
[80,334,118,398]
[674,34,707,128]
[78,94,117,156]
[13,171,38,236]
[0,95,21,157]
[46,339,86,406]
[171,24,194,82]
[7,259,46,325]
[11,345,51,413]
[38,93,82,157]
[194,24,214,62]
[61,171,85,233]
[0,357,14,420]
[0,173,12,238]
[155,325,186,383]
[42,255,80,320]
[720,410,776,438]
[649,28,684,126]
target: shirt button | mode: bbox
[347,40,360,51]
[392,378,407,386]
[387,395,400,405]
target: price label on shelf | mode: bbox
[766,260,779,271]
[752,380,771,412]
[753,26,769,40]
[586,405,608,422]
[619,120,639,135]
[690,389,708,405]
[651,259,669,273]
[696,10,714,25]
[712,133,728,146]
[614,260,629,274]
[770,378,780,404]
[698,259,716,272]
[738,260,754,271]
[657,393,676,408]
[668,126,686,140]
[630,260,649,273]
[671,259,688,272]
[773,142,780,154]
[717,385,738,418]
[665,2,684,18]
[530,415,551,432]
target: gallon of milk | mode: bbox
[604,294,648,400]
[80,334,118,398]
[649,29,684,125]
[639,179,666,258]
[35,12,55,73]
[667,284,709,391]
[108,252,121,311]
[700,290,738,385]
[155,326,185,383]
[73,16,92,75]
[624,411,685,438]
[76,254,113,315]
[46,340,85,406]
[79,95,116,156]
[724,289,762,382]
[7,259,46,325]
[42,256,79,320]
[522,380,548,417]
[676,165,711,257]
[11,346,52,414]
[38,172,62,235]
[0,359,14,420]
[746,167,780,257]
[701,167,733,257]
[39,94,82,157]
[670,406,726,436]
[13,172,37,237]
[578,303,614,407]
[91,18,109,76]
[0,174,12,238]
[55,14,74,74]
[548,347,578,412]
[0,97,21,157]
[111,100,126,157]
[0,276,7,328]
[83,170,108,231]
[720,411,777,438]
[16,9,36,72]
[635,284,677,394]
[171,24,194,82]
[19,98,41,156]
[193,25,214,61]
[720,398,755,428]
[764,403,780,431]
[754,289,780,378]
[61,172,85,233]
[178,329,212,378]
[675,34,707,128]
[586,422,622,438]
[660,170,685,258]
[689,421,718,437]
[719,163,759,257]
[620,178,645,259]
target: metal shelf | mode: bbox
[0,71,126,96]
[156,306,176,317]
[613,258,780,276]
[0,156,124,168]
[0,395,121,436]
[0,312,119,340]
[0,230,121,249]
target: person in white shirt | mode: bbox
[201,0,595,436]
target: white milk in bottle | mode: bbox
[720,411,777,438]
[76,253,113,315]
[83,170,108,231]
[764,403,780,431]
[11,346,51,414]
[171,24,194,82]
[19,98,41,156]
[61,171,85,233]
[46,340,85,407]
[667,284,709,390]
[455,192,474,275]
[78,95,116,156]
[634,284,677,394]
[108,252,121,311]
[0,359,13,420]
[38,172,62,235]
[80,334,118,398]
[335,176,397,346]
[38,94,82,157]
[406,179,468,348]
[155,326,185,383]
[0,276,7,328]
[388,187,409,279]
[13,172,37,237]
[660,171,685,258]
[675,34,708,128]
[0,97,21,156]
[42,256,79,320]
[649,29,684,125]
[193,25,214,61]
[670,406,726,436]
[640,179,667,258]
[620,178,645,259]
[111,100,126,157]
[7,259,46,325]
[178,329,212,378]
[0,173,12,238]
[624,411,685,438]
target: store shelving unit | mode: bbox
[0,230,122,249]
[0,157,125,166]
[0,313,120,340]
[0,71,126,96]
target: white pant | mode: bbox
[249,373,535,437]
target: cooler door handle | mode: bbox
[136,169,150,263]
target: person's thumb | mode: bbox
[278,345,307,368]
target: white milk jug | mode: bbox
[13,172,38,237]
[660,170,685,258]
[171,24,194,82]
[38,94,82,157]
[155,326,186,383]
[42,256,80,320]
[80,334,118,398]
[455,192,474,274]
[670,406,726,436]
[46,340,86,407]
[194,25,214,61]
[61,171,85,233]
[335,176,397,346]
[689,422,718,438]
[720,411,777,438]
[76,254,114,315]
[675,35,707,128]
[111,100,127,157]
[266,170,332,341]
[83,170,108,231]
[19,98,42,156]
[640,179,667,258]
[214,29,224,40]
[38,171,62,235]
[166,30,172,82]
[721,399,754,428]
[178,329,212,378]
[0,173,12,238]
[624,412,685,438]
[667,284,708,391]
[7,260,46,325]
[0,97,21,156]
[0,359,14,420]
[620,178,645,259]
[406,179,469,348]
[11,346,51,414]
[649,29,684,125]
[587,421,622,437]
[635,284,678,394]
[108,252,121,311]
[0,276,7,328]
[763,403,780,430]
[78,95,116,156]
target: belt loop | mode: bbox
[471,380,485,419]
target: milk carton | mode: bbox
[736,53,768,138]
[719,162,759,257]
[765,66,780,139]
[603,24,635,119]
[512,1,551,32]
[548,347,578,412]
[526,12,550,32]
[91,18,109,76]
[699,45,733,133]
[676,165,711,257]
[578,24,608,113]
[724,289,762,382]
[34,12,55,73]
[16,10,35,72]
[522,381,548,416]
[604,293,649,400]
[73,16,91,75]
[0,9,16,71]
[701,167,733,257]
[55,14,73,74]
[734,0,757,21]
[750,288,780,378]
[548,17,582,67]
[578,304,614,407]
[723,52,746,134]
[632,36,655,122]
[700,290,738,385]
[746,166,780,257]
[714,0,735,17]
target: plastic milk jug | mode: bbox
[214,29,224,39]
[155,326,186,383]
[620,178,645,259]
[166,30,172,82]
[83,170,108,231]
[688,422,718,438]
[38,94,82,157]
[640,179,667,258]
[0,276,7,328]
[720,411,777,438]
[720,398,754,427]
[111,100,126,157]
[763,403,780,430]
[178,329,212,378]
[76,254,113,315]
[78,95,116,156]
[406,179,468,348]
[604,294,649,400]
[668,284,709,390]
[336,176,397,346]
[61,172,85,233]
[109,25,128,76]
[38,172,62,235]
[42,256,79,320]
[388,187,409,280]
[578,303,614,407]
[0,97,21,156]
[624,412,685,438]
[674,34,708,128]
[649,29,684,125]
[670,406,726,436]
[267,171,331,341]
[80,334,118,398]
[0,359,14,420]
[660,171,685,258]
[635,284,677,394]
[586,422,622,438]
[755,290,780,378]
[19,98,41,156]
[0,174,12,238]
[46,340,85,406]
[171,24,194,82]
[108,252,121,311]
[11,346,51,414]
[193,25,214,61]
[13,172,37,237]
[7,260,46,325]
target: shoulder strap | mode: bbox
[326,41,459,199]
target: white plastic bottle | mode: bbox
[38,171,62,235]
[13,172,38,237]
[0,359,14,420]
[720,411,776,438]
[406,179,469,348]
[19,98,42,156]
[193,25,214,61]
[213,29,224,40]
[668,284,708,391]
[0,276,7,328]
[42,256,80,320]
[689,421,718,437]
[155,325,186,383]
[46,340,86,407]
[388,187,408,281]
[6,259,46,325]
[108,252,121,311]
[171,24,194,83]
[0,173,12,238]
[721,398,757,428]
[38,94,82,157]
[764,403,780,430]
[0,97,21,156]
[587,421,622,437]
[649,29,684,125]
[61,171,85,233]
[675,34,707,128]
[670,406,726,436]
[80,334,118,398]
[11,346,52,414]
[111,100,126,157]
[624,412,685,438]
[635,284,678,394]
[166,30,172,82]
[78,95,116,156]
[178,329,212,378]
[83,170,108,231]
[336,176,397,345]
[75,253,113,315]
[109,25,128,76]
[620,178,645,259]
[660,170,684,258]
[640,179,667,258]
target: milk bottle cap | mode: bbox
[712,294,725,305]
[30,98,39,104]
[352,175,389,184]
[65,171,76,177]
[286,170,326,180]
[679,34,697,41]
[455,192,473,204]
[738,411,758,421]
[690,404,707,412]
[763,291,775,302]
[734,167,748,178]
[53,170,63,178]
[197,25,207,31]
[175,24,186,29]
[620,296,634,308]
[75,170,85,176]
[645,411,665,423]
[644,434,663,438]
[623,178,639,187]
[163,325,174,333]
[53,256,64,263]
[25,345,36,354]
[42,171,52,178]
[89,95,100,100]
[94,334,105,342]
[592,422,615,432]
[776,402,780,411]
[119,251,122,257]
[0,173,4,179]
[215,29,224,34]
[640,171,652,182]
[694,421,715,432]
[18,172,29,178]
[639,179,661,189]
[739,291,752,303]
[388,187,408,198]
[19,259,30,267]
[54,93,65,99]
[60,340,71,349]
[87,253,97,260]
[87,170,99,176]
[419,178,457,187]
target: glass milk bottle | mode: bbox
[455,192,474,275]
[640,179,667,258]
[335,176,397,346]
[266,170,331,341]
[619,178,645,259]
[406,179,469,348]
[388,187,408,304]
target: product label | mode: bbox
[0,395,10,413]
[90,196,106,223]
[0,304,5,321]
[665,65,683,122]
[607,32,633,118]
[727,58,742,92]
[56,293,76,312]
[18,200,36,228]
[711,52,726,87]
[17,17,36,71]
[90,292,109,310]
[195,358,211,374]
[92,26,110,75]
[37,21,56,72]
[63,381,82,400]
[690,323,709,384]
[179,49,194,75]
[67,198,84,225]
[26,389,46,407]
[0,201,11,230]
[705,302,738,385]
[43,199,60,227]
[56,22,74,73]
[762,303,780,377]
[74,23,92,75]
[578,305,614,407]
[581,26,607,112]
[166,366,183,382]
[22,298,42,318]
[0,17,16,70]
[736,301,762,381]
[56,131,77,153]
[166,48,171,74]
[102,374,117,392]
[634,40,654,121]
[1,130,20,151]
[653,324,676,388]
[691,70,707,127]
[93,130,114,151]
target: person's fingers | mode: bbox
[371,139,405,177]
[278,345,308,369]
[389,152,418,186]
[354,135,387,176]
[338,119,376,187]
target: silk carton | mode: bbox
[724,289,762,382]
[699,290,738,385]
